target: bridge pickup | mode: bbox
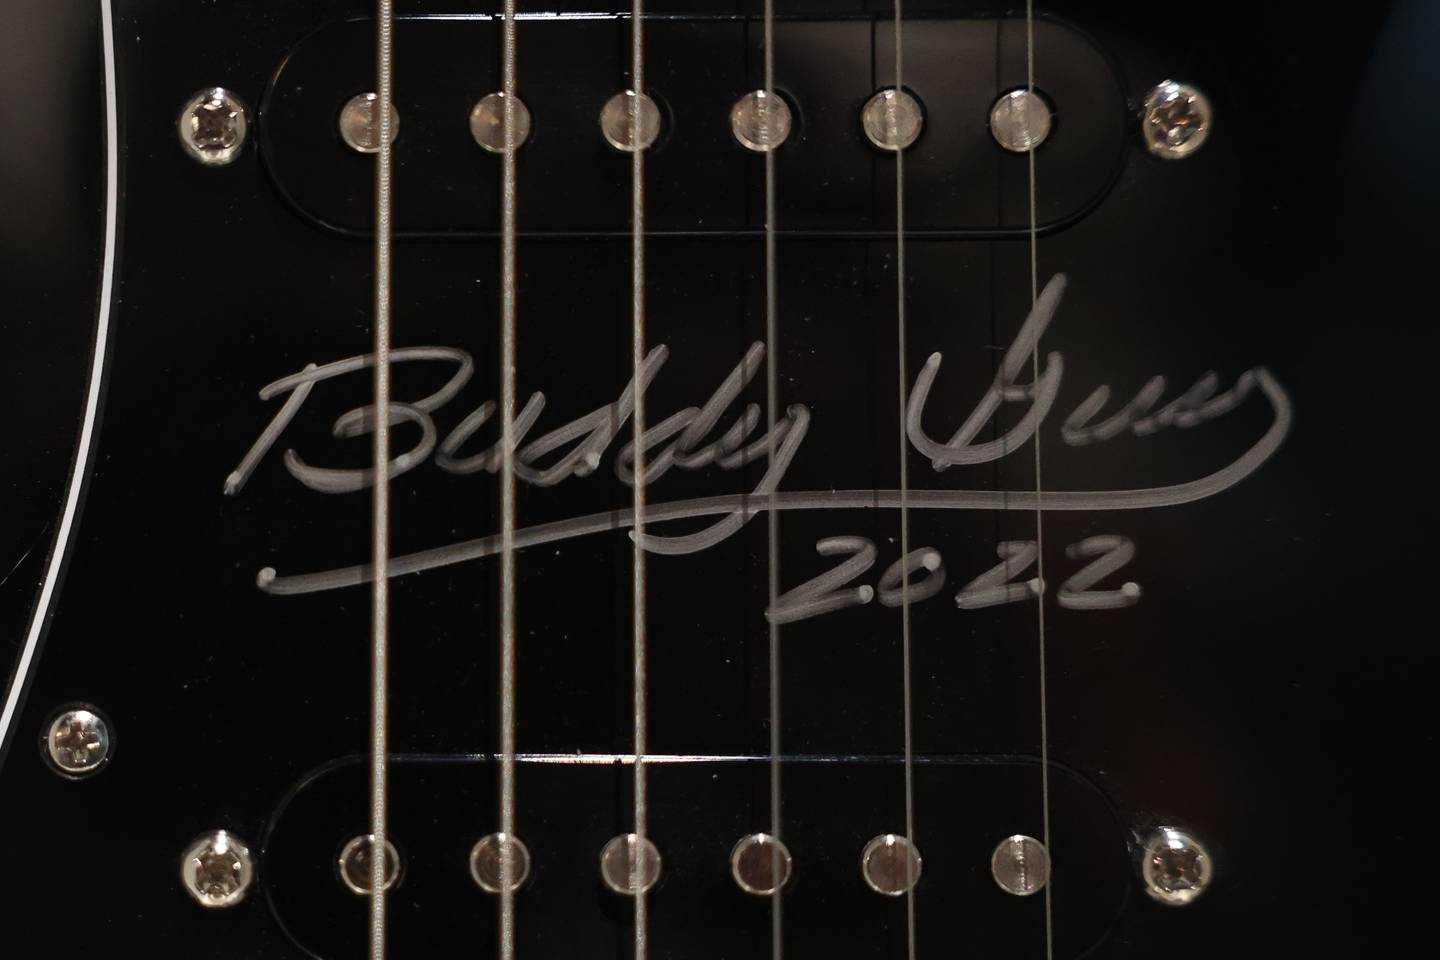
[260,14,1125,239]
[265,753,1129,959]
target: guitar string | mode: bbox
[498,2,520,959]
[891,4,918,960]
[1024,4,1056,958]
[628,5,652,960]
[762,2,785,958]
[374,14,1046,960]
[369,1,395,958]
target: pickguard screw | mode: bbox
[1141,826,1212,905]
[43,705,111,776]
[181,830,255,908]
[177,87,248,166]
[1141,80,1213,159]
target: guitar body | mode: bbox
[1,2,1433,957]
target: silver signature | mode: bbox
[225,275,1292,608]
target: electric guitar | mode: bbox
[1,1,1432,957]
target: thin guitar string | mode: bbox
[891,4,918,960]
[629,4,651,960]
[498,2,520,959]
[369,1,395,958]
[1025,4,1055,958]
[762,2,785,958]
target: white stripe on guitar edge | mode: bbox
[0,0,119,760]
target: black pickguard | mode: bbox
[2,2,1435,957]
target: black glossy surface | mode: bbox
[0,1,106,708]
[2,2,1437,958]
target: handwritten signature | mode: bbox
[226,275,1292,616]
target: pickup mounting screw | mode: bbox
[181,830,255,908]
[1141,826,1212,905]
[1141,80,1212,159]
[177,87,248,166]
